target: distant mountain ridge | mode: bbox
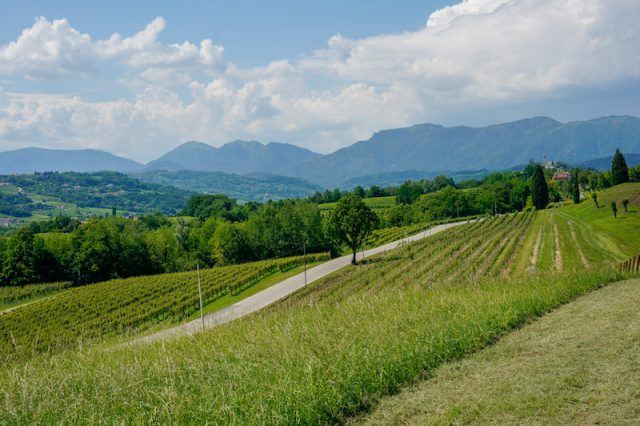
[578,153,640,171]
[2,116,639,188]
[279,115,640,186]
[0,147,143,174]
[145,140,321,174]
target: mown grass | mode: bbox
[0,269,627,424]
[356,278,640,425]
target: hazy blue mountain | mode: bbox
[0,147,143,174]
[282,116,640,186]
[136,170,322,202]
[146,140,321,174]
[578,153,640,171]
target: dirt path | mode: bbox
[528,228,543,274]
[553,224,563,272]
[568,221,589,268]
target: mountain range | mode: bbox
[1,115,639,189]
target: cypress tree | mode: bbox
[530,164,549,210]
[611,148,629,185]
[572,168,580,204]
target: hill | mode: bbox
[281,116,640,186]
[578,153,640,170]
[0,171,191,223]
[135,170,322,202]
[145,140,321,174]
[340,169,489,189]
[0,147,143,174]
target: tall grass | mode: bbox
[0,269,625,424]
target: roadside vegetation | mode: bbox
[0,253,328,362]
[0,152,639,423]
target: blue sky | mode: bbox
[0,0,639,161]
[2,1,455,68]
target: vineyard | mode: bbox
[0,282,71,311]
[363,214,484,249]
[0,253,328,362]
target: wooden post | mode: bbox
[197,265,205,332]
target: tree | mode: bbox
[572,169,581,204]
[327,195,379,264]
[591,192,599,208]
[630,165,640,183]
[622,199,629,213]
[396,181,422,205]
[353,186,366,198]
[611,201,618,218]
[611,148,630,185]
[530,165,549,210]
[367,185,385,198]
[0,228,47,286]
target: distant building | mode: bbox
[0,218,15,227]
[552,171,572,181]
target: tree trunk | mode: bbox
[352,247,357,265]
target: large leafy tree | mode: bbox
[327,195,379,264]
[396,181,422,205]
[0,228,49,286]
[530,164,549,210]
[611,148,630,185]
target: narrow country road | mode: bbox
[132,220,470,345]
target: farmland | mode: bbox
[0,253,328,362]
[0,184,638,423]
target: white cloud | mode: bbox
[0,0,639,160]
[0,16,226,80]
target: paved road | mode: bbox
[132,220,470,345]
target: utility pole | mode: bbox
[303,241,307,286]
[197,264,205,332]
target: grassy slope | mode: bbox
[0,185,638,423]
[356,278,640,425]
[511,183,640,275]
[185,262,323,320]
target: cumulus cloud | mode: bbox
[1,0,639,160]
[0,16,226,80]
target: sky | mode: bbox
[0,0,639,162]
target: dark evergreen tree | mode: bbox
[530,164,549,210]
[611,148,629,185]
[572,168,581,204]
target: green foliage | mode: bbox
[611,149,630,185]
[630,165,640,183]
[591,192,599,208]
[610,201,618,218]
[530,165,549,209]
[0,253,329,362]
[395,181,423,205]
[0,171,189,215]
[0,282,71,309]
[0,228,56,286]
[622,199,629,212]
[327,195,379,264]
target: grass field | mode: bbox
[356,277,640,425]
[0,253,328,362]
[0,184,638,423]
